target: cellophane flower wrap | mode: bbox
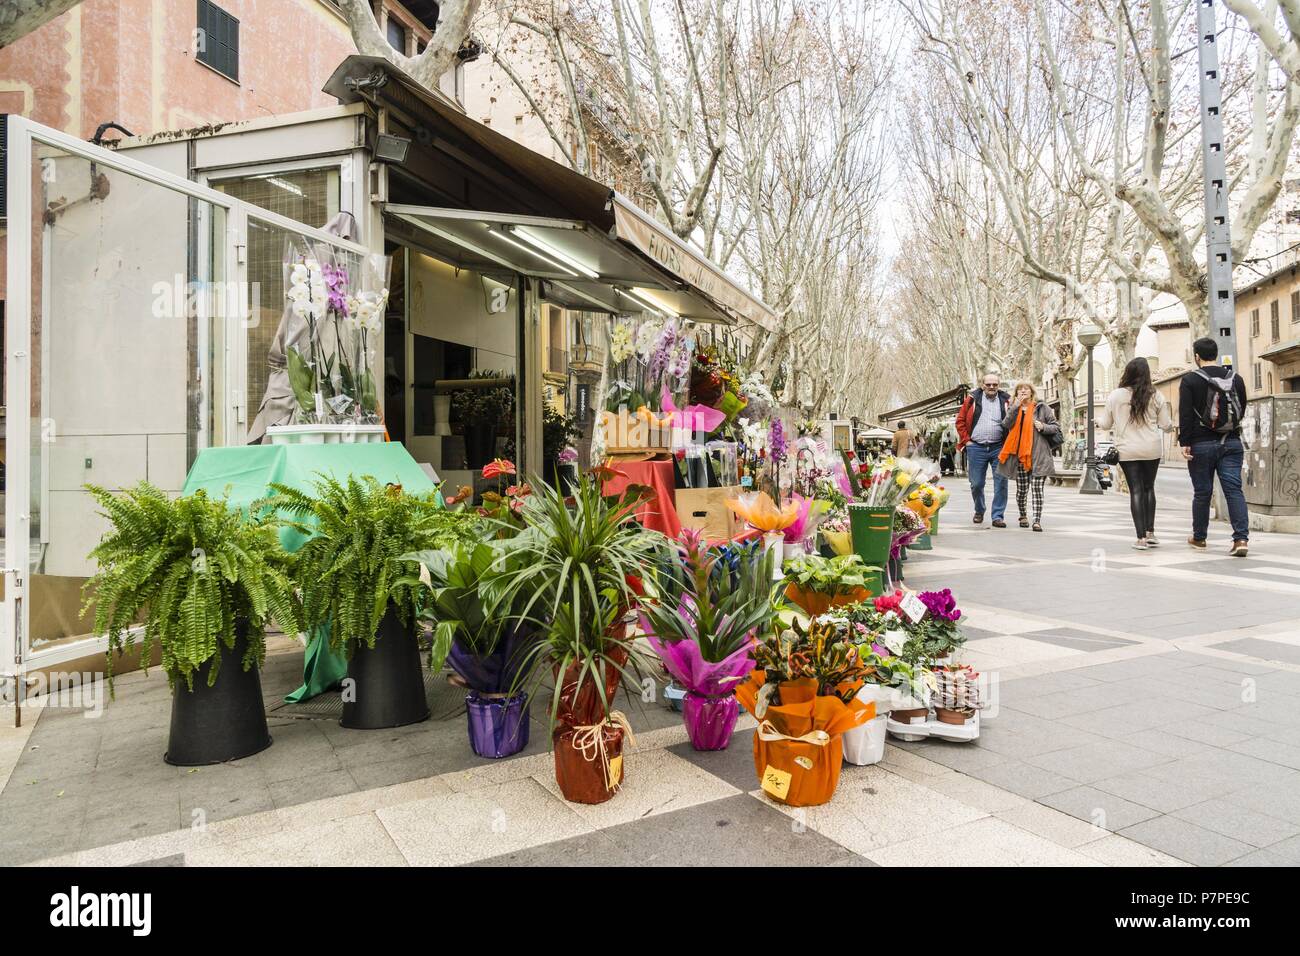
[726,491,799,533]
[782,494,831,545]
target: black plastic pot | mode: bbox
[165,624,271,766]
[340,606,430,729]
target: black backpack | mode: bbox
[1193,369,1243,437]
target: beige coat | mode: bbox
[1096,388,1173,461]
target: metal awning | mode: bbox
[610,194,779,333]
[878,385,969,423]
[325,56,774,330]
[385,203,734,323]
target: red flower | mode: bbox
[505,483,532,498]
[482,459,516,480]
[625,574,645,596]
[589,464,627,483]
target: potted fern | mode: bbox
[83,484,301,765]
[269,475,444,729]
[498,471,662,803]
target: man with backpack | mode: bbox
[1179,337,1250,556]
[956,373,1011,527]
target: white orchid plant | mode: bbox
[284,248,389,425]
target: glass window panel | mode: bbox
[24,143,225,651]
[213,168,341,423]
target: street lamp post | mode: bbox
[1078,324,1104,495]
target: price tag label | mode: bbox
[900,592,927,623]
[608,755,623,788]
[761,765,792,801]
[741,475,753,488]
[882,628,906,656]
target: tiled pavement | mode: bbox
[1,470,1297,866]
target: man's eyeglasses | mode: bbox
[982,382,999,390]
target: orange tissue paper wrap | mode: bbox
[735,672,875,807]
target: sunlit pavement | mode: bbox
[2,475,1298,867]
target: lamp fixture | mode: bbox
[619,286,678,318]
[488,226,579,278]
[510,227,600,279]
[374,133,412,164]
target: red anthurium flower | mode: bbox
[505,483,532,498]
[589,464,626,483]
[482,458,516,480]
[625,573,645,596]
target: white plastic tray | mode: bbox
[886,709,980,743]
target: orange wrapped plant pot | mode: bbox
[782,583,871,618]
[553,720,627,805]
[736,673,874,808]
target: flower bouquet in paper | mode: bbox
[782,494,831,551]
[726,491,799,533]
[735,619,875,806]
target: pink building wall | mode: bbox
[0,0,361,140]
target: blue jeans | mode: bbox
[1187,438,1249,542]
[966,441,1007,520]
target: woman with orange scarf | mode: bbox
[996,382,1060,531]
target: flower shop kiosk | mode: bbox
[1,56,778,718]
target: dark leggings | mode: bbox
[1119,459,1160,538]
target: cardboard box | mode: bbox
[675,485,744,541]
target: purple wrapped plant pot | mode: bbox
[683,692,740,750]
[646,632,754,752]
[465,691,530,759]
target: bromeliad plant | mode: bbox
[82,483,301,693]
[642,529,778,664]
[266,475,445,655]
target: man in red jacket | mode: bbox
[956,373,1011,526]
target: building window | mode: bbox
[1254,362,1263,391]
[1272,300,1281,341]
[196,1,239,82]
[1250,308,1260,337]
[387,17,408,53]
[1292,290,1300,323]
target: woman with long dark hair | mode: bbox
[1097,357,1174,550]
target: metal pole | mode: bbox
[1197,0,1239,366]
[1080,345,1103,494]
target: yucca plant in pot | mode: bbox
[82,484,301,765]
[268,475,444,729]
[405,540,538,759]
[498,470,663,804]
[640,531,778,751]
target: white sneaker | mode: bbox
[1131,540,1148,550]
[1146,535,1160,547]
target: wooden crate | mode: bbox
[675,485,744,541]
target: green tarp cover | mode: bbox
[181,443,438,702]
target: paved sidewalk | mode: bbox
[1,475,1296,866]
